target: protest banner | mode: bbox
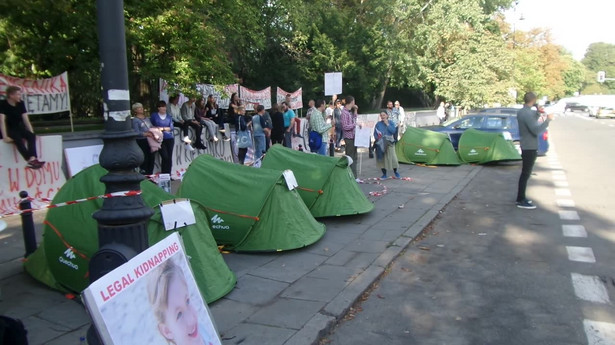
[0,72,70,115]
[0,135,66,215]
[159,79,238,110]
[82,232,222,345]
[196,83,238,109]
[276,87,303,110]
[324,72,342,96]
[239,86,271,111]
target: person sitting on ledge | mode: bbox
[0,86,45,169]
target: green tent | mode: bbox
[458,128,522,164]
[24,164,236,303]
[395,127,461,165]
[260,144,373,217]
[178,154,326,252]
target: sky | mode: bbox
[504,0,615,60]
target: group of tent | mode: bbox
[395,127,521,165]
[25,145,374,303]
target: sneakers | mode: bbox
[394,172,401,179]
[380,174,388,179]
[27,159,45,169]
[185,143,195,151]
[516,199,536,209]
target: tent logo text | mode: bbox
[58,248,79,270]
[64,247,76,259]
[415,149,426,156]
[468,149,478,156]
[211,214,230,230]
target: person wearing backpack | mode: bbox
[308,99,332,155]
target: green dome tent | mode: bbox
[458,128,521,164]
[395,127,461,165]
[261,145,373,217]
[24,164,236,303]
[178,154,326,252]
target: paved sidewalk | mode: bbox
[0,154,480,345]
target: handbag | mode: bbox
[308,130,322,151]
[237,130,252,149]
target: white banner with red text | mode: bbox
[276,87,303,110]
[0,72,70,115]
[239,86,272,111]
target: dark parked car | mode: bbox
[427,108,549,155]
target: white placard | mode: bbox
[354,126,372,148]
[64,144,103,177]
[81,233,222,345]
[324,72,342,96]
[282,170,298,190]
[160,199,196,231]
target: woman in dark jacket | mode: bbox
[270,103,285,145]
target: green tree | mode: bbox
[581,42,615,94]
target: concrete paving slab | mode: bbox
[221,323,296,345]
[246,298,325,330]
[249,252,328,283]
[209,299,260,334]
[223,274,289,306]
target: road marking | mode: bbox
[571,273,610,304]
[553,175,567,181]
[566,246,596,263]
[550,165,564,170]
[562,225,587,237]
[554,180,569,188]
[609,124,614,128]
[552,170,566,176]
[556,199,576,208]
[555,188,572,197]
[584,319,615,345]
[559,210,580,220]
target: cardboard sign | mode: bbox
[82,232,222,345]
[160,199,196,231]
[0,135,66,214]
[64,144,103,177]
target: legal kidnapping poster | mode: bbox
[82,233,221,345]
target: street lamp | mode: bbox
[87,0,153,343]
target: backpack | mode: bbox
[0,315,28,345]
[308,130,322,151]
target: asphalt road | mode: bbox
[321,113,615,345]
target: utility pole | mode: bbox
[87,0,153,343]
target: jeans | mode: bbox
[317,141,328,155]
[159,138,174,174]
[344,138,357,178]
[254,135,266,159]
[283,129,293,148]
[136,139,154,175]
[238,148,248,165]
[335,126,343,148]
[7,128,37,161]
[517,149,537,202]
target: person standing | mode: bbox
[516,92,554,209]
[270,103,285,145]
[195,98,217,147]
[0,86,45,169]
[252,105,268,159]
[235,106,252,165]
[281,101,296,148]
[131,102,156,175]
[333,99,343,150]
[373,111,400,179]
[308,100,333,155]
[341,95,359,179]
[228,92,241,129]
[437,101,446,124]
[394,100,405,138]
[150,101,174,174]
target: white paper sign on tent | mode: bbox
[355,126,372,148]
[160,199,196,231]
[324,72,342,96]
[282,170,299,190]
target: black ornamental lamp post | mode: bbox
[87,0,153,343]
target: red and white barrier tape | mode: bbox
[358,176,413,197]
[0,190,143,218]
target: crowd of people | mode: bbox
[129,93,409,181]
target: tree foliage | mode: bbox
[0,0,606,116]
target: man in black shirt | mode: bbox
[0,86,45,169]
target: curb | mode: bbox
[284,165,483,345]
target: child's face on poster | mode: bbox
[159,279,205,345]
